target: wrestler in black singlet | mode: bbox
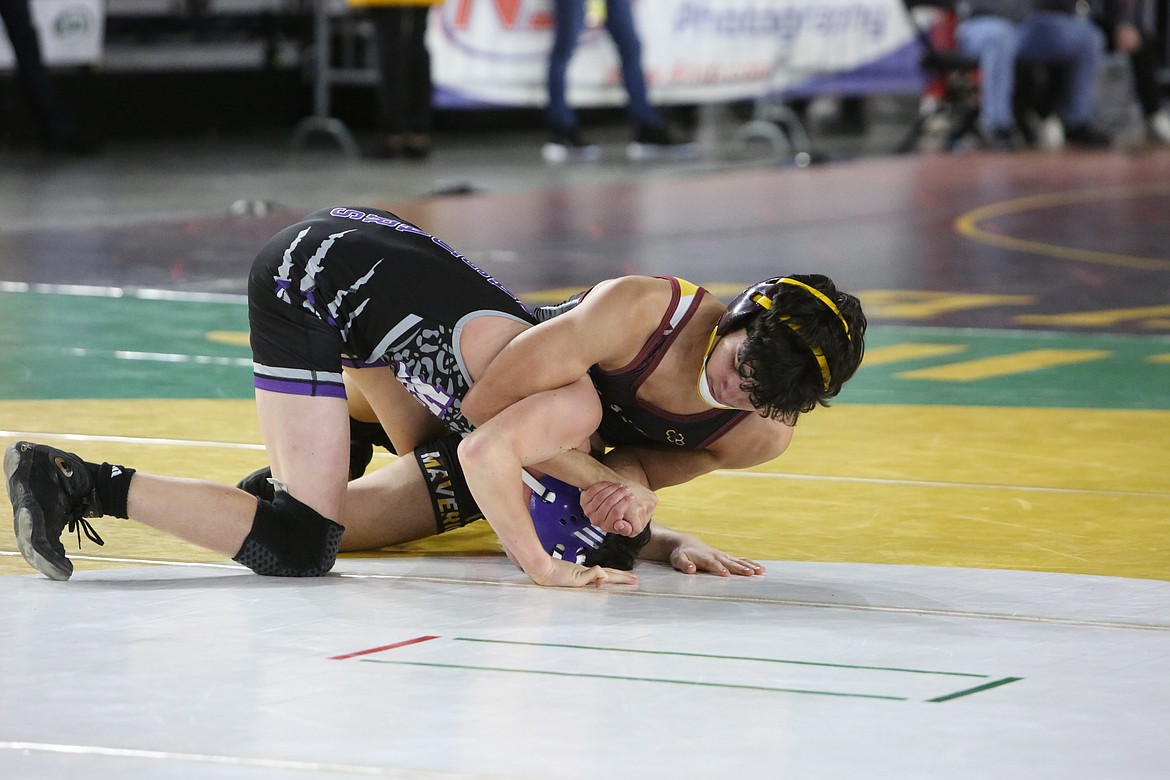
[247,206,535,436]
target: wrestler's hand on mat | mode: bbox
[505,538,637,587]
[528,556,638,588]
[580,480,657,536]
[667,533,766,577]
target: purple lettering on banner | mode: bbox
[671,3,884,41]
[331,208,366,220]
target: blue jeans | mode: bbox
[957,12,1105,132]
[546,0,663,130]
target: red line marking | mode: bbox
[329,635,440,660]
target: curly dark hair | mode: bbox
[736,274,866,425]
[582,523,653,570]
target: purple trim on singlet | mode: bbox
[253,375,347,399]
[590,277,752,450]
[341,356,388,369]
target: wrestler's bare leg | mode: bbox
[256,389,351,519]
[125,390,350,557]
[338,457,438,551]
[344,367,448,454]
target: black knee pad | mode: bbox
[412,433,483,535]
[233,491,344,577]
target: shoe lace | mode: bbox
[67,515,105,549]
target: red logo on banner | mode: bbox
[450,0,552,31]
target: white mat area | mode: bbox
[2,557,1168,779]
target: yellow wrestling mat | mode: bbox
[3,399,1167,581]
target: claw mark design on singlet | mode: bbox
[330,260,381,338]
[275,226,311,306]
[299,229,354,315]
[275,227,380,336]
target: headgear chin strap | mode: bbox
[713,276,852,392]
[697,327,736,410]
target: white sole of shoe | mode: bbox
[541,143,602,164]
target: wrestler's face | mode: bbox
[707,330,755,410]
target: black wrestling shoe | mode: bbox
[236,465,276,502]
[235,439,376,502]
[5,441,104,581]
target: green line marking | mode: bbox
[928,677,1024,703]
[3,287,1167,410]
[452,637,988,678]
[361,659,908,700]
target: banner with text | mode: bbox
[430,0,921,108]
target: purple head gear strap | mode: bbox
[527,475,607,564]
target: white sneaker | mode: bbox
[541,142,601,164]
[541,128,602,164]
[1036,116,1064,150]
[1147,109,1170,145]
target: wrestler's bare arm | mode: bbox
[586,414,792,498]
[457,376,637,588]
[461,277,672,423]
[461,278,675,536]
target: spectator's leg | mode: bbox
[371,8,410,138]
[1128,36,1163,119]
[405,6,433,139]
[0,0,79,144]
[548,0,587,131]
[603,0,663,128]
[957,16,1021,136]
[1018,12,1104,129]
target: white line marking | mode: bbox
[5,552,1163,633]
[61,348,252,367]
[0,551,244,570]
[711,469,1170,500]
[0,741,509,779]
[333,571,1170,632]
[2,429,1160,500]
[0,431,267,451]
[0,280,247,304]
